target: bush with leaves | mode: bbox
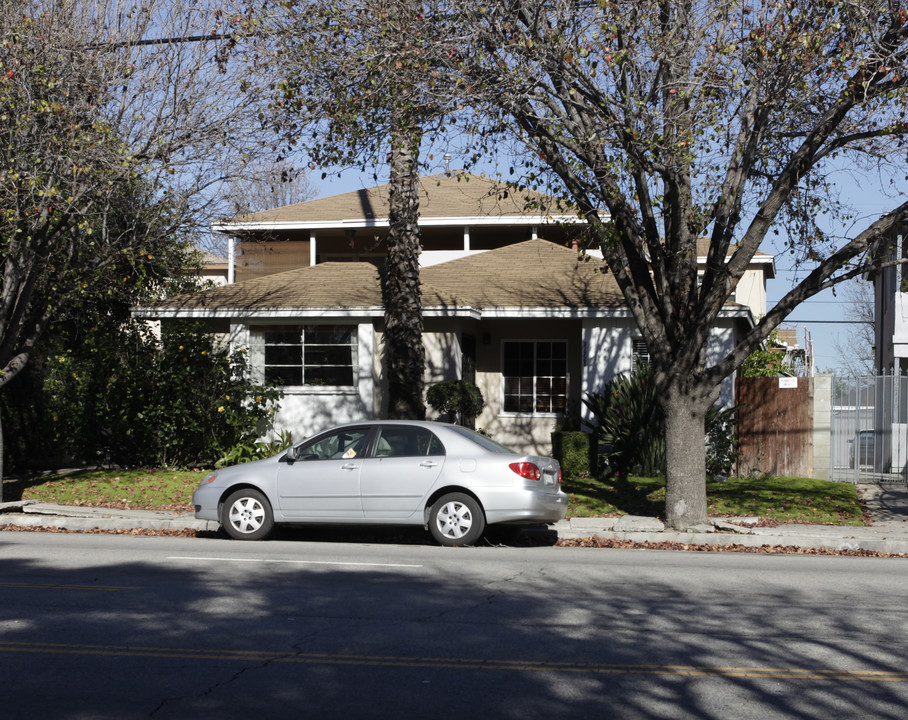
[705,405,739,478]
[584,365,737,478]
[740,330,785,378]
[43,321,282,469]
[426,380,484,428]
[583,365,665,476]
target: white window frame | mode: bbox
[501,340,568,416]
[250,324,359,390]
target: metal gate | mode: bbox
[830,376,908,483]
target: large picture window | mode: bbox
[259,325,356,387]
[502,341,567,414]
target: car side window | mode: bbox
[297,429,369,460]
[373,427,445,458]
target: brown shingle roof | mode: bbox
[221,172,578,226]
[154,262,386,311]
[144,239,622,314]
[423,239,623,308]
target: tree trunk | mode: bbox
[0,408,4,503]
[661,381,712,530]
[383,121,426,420]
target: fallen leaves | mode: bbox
[555,534,908,557]
[0,524,199,537]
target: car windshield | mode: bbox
[447,425,517,454]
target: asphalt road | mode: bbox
[1,531,907,719]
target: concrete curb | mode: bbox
[3,501,908,553]
[0,502,218,533]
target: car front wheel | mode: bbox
[429,493,485,546]
[221,488,274,540]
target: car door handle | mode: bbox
[419,461,439,469]
[341,463,359,471]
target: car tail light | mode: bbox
[509,462,541,480]
[558,469,563,484]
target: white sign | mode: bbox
[778,377,798,389]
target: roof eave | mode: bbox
[213,214,585,234]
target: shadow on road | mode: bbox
[0,533,905,719]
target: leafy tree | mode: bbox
[269,0,463,420]
[0,0,275,494]
[740,330,786,377]
[43,322,282,468]
[419,0,908,528]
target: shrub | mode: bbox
[217,429,295,467]
[706,404,739,477]
[43,321,282,468]
[551,429,596,477]
[583,364,665,476]
[426,380,484,427]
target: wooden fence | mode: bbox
[736,377,815,477]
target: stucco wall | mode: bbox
[735,267,768,320]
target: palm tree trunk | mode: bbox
[383,120,426,419]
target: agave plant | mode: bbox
[583,365,665,476]
[584,366,738,478]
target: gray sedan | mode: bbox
[193,420,568,546]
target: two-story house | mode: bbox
[134,172,774,455]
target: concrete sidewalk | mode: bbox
[2,483,907,554]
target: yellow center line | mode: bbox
[0,582,140,592]
[0,641,904,682]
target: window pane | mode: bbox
[305,346,354,365]
[266,366,302,385]
[265,329,302,344]
[301,428,368,460]
[265,346,302,365]
[305,325,353,344]
[306,367,354,386]
[258,324,356,388]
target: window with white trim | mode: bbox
[502,341,567,414]
[257,325,356,387]
[633,338,650,369]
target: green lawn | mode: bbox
[10,469,203,513]
[564,473,865,525]
[6,468,866,526]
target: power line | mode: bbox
[780,319,870,324]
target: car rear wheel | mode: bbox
[429,493,485,546]
[221,489,274,540]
